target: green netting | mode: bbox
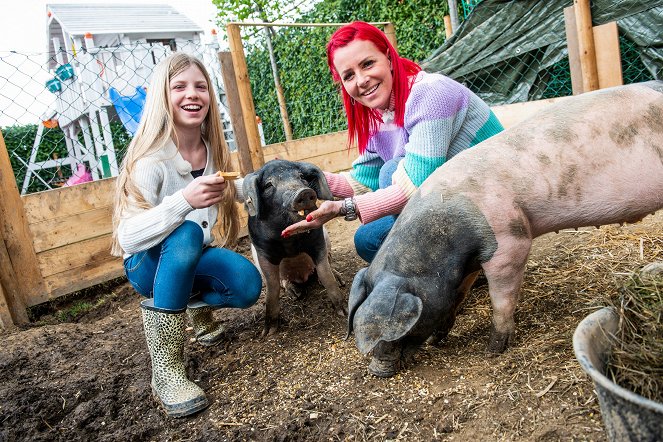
[461,0,483,19]
[424,0,662,105]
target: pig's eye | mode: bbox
[262,181,274,191]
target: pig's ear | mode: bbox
[300,162,333,200]
[346,267,368,339]
[353,291,423,355]
[242,172,261,217]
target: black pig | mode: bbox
[243,159,346,335]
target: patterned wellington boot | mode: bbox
[140,299,209,418]
[186,303,226,347]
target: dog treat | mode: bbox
[217,171,240,180]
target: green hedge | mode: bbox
[2,121,131,194]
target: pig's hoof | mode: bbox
[486,328,513,354]
[368,358,398,378]
[262,326,279,337]
[332,269,345,287]
[262,318,280,337]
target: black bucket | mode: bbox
[573,307,663,442]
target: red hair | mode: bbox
[327,21,421,154]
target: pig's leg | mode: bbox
[324,229,345,287]
[315,255,347,316]
[481,238,532,354]
[256,254,282,336]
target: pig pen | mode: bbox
[1,211,662,441]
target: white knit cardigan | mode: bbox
[117,139,242,259]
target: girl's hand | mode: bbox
[281,200,344,238]
[182,174,228,208]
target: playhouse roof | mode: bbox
[46,3,203,37]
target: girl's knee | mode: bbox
[167,221,204,262]
[240,266,263,307]
[175,220,204,243]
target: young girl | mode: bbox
[112,53,262,418]
[282,22,504,262]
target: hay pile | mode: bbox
[606,263,663,402]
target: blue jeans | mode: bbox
[124,221,262,311]
[354,158,400,263]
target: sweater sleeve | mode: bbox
[117,159,194,255]
[397,77,469,189]
[347,149,384,192]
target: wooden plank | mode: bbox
[37,234,118,279]
[305,148,359,173]
[0,131,48,308]
[564,6,584,95]
[491,96,572,129]
[22,177,114,223]
[263,131,348,161]
[44,259,124,301]
[219,51,254,175]
[574,0,599,92]
[227,24,265,171]
[29,206,112,253]
[593,21,623,89]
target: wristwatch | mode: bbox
[342,198,357,221]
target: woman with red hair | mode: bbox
[282,21,503,262]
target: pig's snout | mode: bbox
[368,357,400,378]
[367,340,402,378]
[289,188,317,211]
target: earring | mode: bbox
[350,97,356,106]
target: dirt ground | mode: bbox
[1,212,662,442]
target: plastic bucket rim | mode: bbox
[573,306,663,414]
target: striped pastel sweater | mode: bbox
[325,71,504,224]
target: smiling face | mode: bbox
[333,39,393,110]
[169,65,210,131]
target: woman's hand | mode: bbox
[281,200,344,238]
[182,174,228,209]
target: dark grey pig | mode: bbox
[243,159,346,336]
[348,82,663,377]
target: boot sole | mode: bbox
[152,388,210,418]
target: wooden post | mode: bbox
[447,0,460,34]
[573,0,599,92]
[218,51,254,175]
[564,6,584,95]
[444,15,453,39]
[263,26,293,142]
[0,228,28,327]
[0,130,47,325]
[226,23,265,171]
[383,23,398,50]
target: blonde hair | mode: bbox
[111,52,239,256]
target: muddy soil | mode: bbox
[1,213,661,441]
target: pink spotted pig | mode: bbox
[348,82,663,377]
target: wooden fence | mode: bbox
[0,4,623,328]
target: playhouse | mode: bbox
[23,3,232,194]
